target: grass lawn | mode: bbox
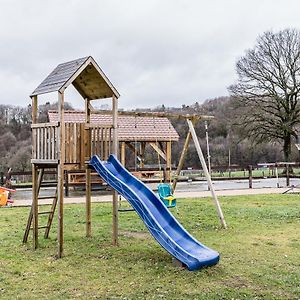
[0,194,300,299]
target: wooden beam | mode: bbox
[121,142,126,166]
[31,95,38,249]
[187,119,227,229]
[31,95,38,123]
[172,120,195,192]
[112,94,119,246]
[140,142,146,168]
[166,141,171,182]
[149,142,166,161]
[91,108,214,121]
[32,165,38,249]
[57,91,65,258]
[85,98,92,238]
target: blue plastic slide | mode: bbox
[90,155,220,271]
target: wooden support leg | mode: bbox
[166,141,171,182]
[86,167,91,237]
[172,123,194,192]
[112,94,119,246]
[57,91,65,258]
[112,190,118,246]
[57,163,64,258]
[140,142,146,168]
[121,142,126,166]
[64,170,69,197]
[32,165,38,249]
[187,119,227,229]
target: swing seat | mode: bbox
[157,183,176,208]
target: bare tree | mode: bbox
[229,29,300,161]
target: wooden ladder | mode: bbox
[23,167,58,243]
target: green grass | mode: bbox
[0,195,300,299]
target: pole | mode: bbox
[248,165,253,189]
[112,94,119,246]
[205,121,211,191]
[57,91,65,258]
[204,121,211,175]
[187,119,227,229]
[286,164,290,187]
[275,164,279,188]
[85,98,91,238]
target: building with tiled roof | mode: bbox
[48,110,179,142]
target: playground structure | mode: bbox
[24,56,120,257]
[24,56,226,270]
[47,110,179,181]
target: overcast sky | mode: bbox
[1,0,300,109]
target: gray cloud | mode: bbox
[1,0,300,109]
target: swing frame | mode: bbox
[91,109,227,229]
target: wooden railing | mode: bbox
[31,122,59,162]
[89,125,113,160]
[65,123,83,164]
[32,122,113,165]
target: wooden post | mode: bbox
[248,165,253,189]
[85,98,92,237]
[286,164,290,187]
[112,94,119,246]
[64,170,69,197]
[31,95,38,249]
[275,164,279,188]
[121,142,126,166]
[57,91,65,258]
[166,141,171,182]
[140,142,146,168]
[32,165,38,249]
[187,119,227,229]
[172,119,196,192]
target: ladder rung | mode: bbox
[38,196,56,200]
[30,226,49,230]
[38,211,53,215]
[118,208,135,212]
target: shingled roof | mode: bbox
[31,56,119,100]
[48,110,179,142]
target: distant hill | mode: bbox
[0,97,293,173]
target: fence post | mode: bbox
[286,164,290,187]
[64,170,69,197]
[248,165,253,189]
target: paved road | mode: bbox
[10,179,299,207]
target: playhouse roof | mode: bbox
[48,110,179,142]
[31,56,120,100]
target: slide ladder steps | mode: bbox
[23,167,58,243]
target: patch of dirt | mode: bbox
[119,230,150,239]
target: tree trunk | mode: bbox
[283,134,291,162]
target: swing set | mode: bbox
[92,109,227,229]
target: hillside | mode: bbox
[0,97,293,174]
